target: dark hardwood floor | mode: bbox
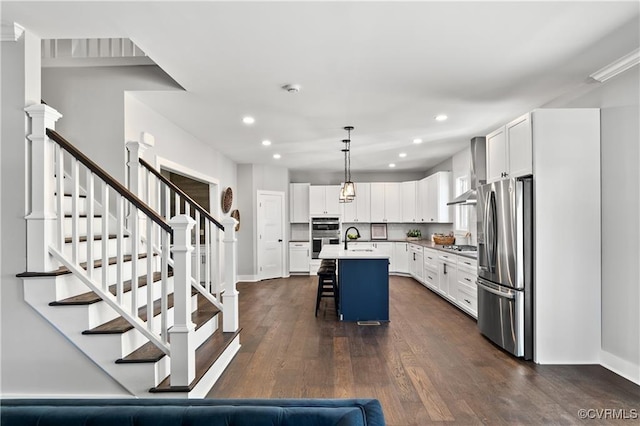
[208,275,640,425]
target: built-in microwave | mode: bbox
[311,217,340,232]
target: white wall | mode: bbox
[545,67,640,383]
[237,164,289,279]
[42,65,182,181]
[124,93,237,213]
[1,29,127,397]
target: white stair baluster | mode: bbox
[55,145,64,251]
[194,210,201,286]
[130,205,139,317]
[161,229,170,344]
[86,171,95,279]
[146,218,154,334]
[101,181,109,292]
[116,195,125,304]
[71,158,80,264]
[204,220,211,293]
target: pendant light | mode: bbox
[339,126,356,202]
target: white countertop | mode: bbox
[319,245,390,260]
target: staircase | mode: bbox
[18,104,240,397]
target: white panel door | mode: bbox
[258,191,285,280]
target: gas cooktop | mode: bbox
[442,244,477,252]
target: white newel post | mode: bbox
[169,214,196,386]
[24,104,63,272]
[125,132,154,199]
[125,132,154,253]
[222,217,239,332]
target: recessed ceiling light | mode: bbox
[273,153,281,159]
[262,140,272,146]
[399,152,407,158]
[413,138,423,144]
[435,114,448,122]
[242,116,255,125]
[389,163,396,168]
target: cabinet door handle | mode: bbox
[464,298,471,304]
[465,278,471,282]
[443,264,447,274]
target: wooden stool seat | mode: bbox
[315,265,338,317]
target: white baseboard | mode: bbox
[600,349,640,385]
[237,275,259,282]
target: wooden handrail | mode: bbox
[46,129,173,235]
[139,158,224,231]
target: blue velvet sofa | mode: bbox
[0,398,385,426]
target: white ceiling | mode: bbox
[4,1,639,174]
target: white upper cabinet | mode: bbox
[370,182,402,222]
[341,182,371,223]
[487,113,532,183]
[309,185,341,216]
[506,113,533,178]
[289,183,310,223]
[401,181,418,223]
[486,126,507,183]
[418,172,452,223]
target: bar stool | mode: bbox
[315,261,338,317]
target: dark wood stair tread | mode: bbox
[149,329,241,392]
[64,234,117,243]
[50,271,172,306]
[116,341,166,363]
[83,289,216,335]
[18,253,155,277]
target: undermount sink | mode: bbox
[348,248,374,252]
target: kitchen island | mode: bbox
[319,245,390,322]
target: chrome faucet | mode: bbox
[343,226,361,250]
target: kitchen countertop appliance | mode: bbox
[476,176,533,359]
[311,217,340,259]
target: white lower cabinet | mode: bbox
[455,257,478,318]
[411,248,478,319]
[423,248,438,291]
[393,242,409,274]
[289,242,310,273]
[408,244,424,283]
[437,253,457,302]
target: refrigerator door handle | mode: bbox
[477,280,516,300]
[484,190,496,272]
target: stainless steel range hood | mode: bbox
[447,136,486,205]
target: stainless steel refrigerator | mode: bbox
[476,177,533,359]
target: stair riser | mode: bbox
[58,196,106,217]
[63,217,115,239]
[62,238,119,264]
[84,275,180,329]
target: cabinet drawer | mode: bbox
[423,268,438,290]
[457,282,477,317]
[457,257,477,273]
[424,249,438,270]
[438,252,456,265]
[457,269,476,289]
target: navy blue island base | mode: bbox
[338,258,389,322]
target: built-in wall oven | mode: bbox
[311,217,340,259]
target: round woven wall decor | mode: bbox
[221,187,233,213]
[230,209,240,231]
